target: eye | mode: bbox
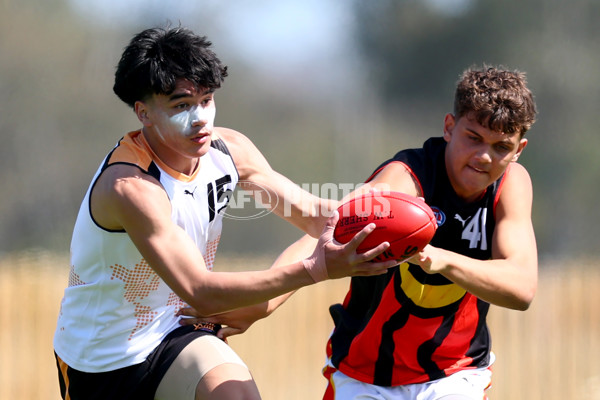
[495,143,512,153]
[174,102,190,110]
[201,96,214,107]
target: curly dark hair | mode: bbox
[113,26,229,108]
[454,66,537,136]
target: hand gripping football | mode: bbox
[334,191,437,262]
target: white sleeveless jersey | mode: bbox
[54,130,238,373]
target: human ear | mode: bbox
[443,113,456,142]
[512,138,528,161]
[134,101,152,126]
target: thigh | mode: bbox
[196,362,261,400]
[155,334,257,400]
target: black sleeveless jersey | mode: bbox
[325,137,507,387]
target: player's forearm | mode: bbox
[188,261,315,316]
[274,201,332,238]
[143,229,315,316]
[262,234,321,314]
[440,253,537,310]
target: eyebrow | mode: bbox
[167,88,215,102]
[467,128,515,145]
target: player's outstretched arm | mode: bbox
[99,168,396,316]
[178,234,319,339]
[179,211,400,337]
[195,212,395,315]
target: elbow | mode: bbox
[507,264,538,311]
[185,301,213,317]
[512,286,537,311]
[187,295,228,317]
[513,299,532,312]
[520,293,536,311]
[188,303,226,317]
[494,281,536,311]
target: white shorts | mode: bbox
[329,367,492,400]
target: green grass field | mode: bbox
[1,251,598,399]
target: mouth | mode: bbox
[190,132,211,144]
[467,164,488,174]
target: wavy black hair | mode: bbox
[113,26,228,108]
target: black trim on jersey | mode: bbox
[147,160,161,181]
[100,139,122,172]
[373,306,411,386]
[88,159,163,233]
[211,138,240,181]
[328,303,361,369]
[417,312,457,381]
[468,299,492,365]
[210,137,231,155]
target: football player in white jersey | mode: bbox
[53,26,398,400]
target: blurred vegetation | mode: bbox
[1,0,598,261]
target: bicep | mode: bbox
[492,164,537,271]
[98,168,210,302]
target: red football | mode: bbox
[333,191,437,262]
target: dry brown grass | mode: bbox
[1,252,599,399]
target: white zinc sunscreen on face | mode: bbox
[169,104,216,137]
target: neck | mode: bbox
[141,128,199,176]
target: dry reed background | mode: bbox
[1,251,599,400]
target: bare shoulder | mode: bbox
[368,161,421,196]
[501,162,533,197]
[92,164,169,230]
[213,127,255,153]
[97,164,162,198]
[497,162,533,217]
[506,162,531,183]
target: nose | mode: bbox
[475,146,492,163]
[190,106,208,126]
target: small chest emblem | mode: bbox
[430,206,446,227]
[184,186,197,199]
[454,213,471,227]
